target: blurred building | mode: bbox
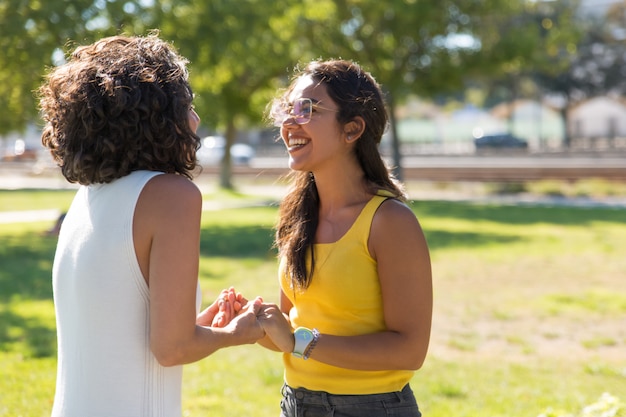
[569,96,626,139]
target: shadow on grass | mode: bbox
[423,230,520,251]
[0,232,56,302]
[0,231,58,358]
[199,224,276,259]
[0,308,57,358]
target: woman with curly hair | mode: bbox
[257,59,433,417]
[39,34,264,417]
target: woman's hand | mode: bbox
[222,297,266,345]
[196,287,247,328]
[256,303,295,353]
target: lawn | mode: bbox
[0,185,625,417]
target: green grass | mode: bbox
[0,189,76,212]
[1,187,625,417]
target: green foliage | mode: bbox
[0,0,590,184]
[157,0,297,129]
[0,0,153,135]
[1,1,582,140]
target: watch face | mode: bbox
[293,327,315,358]
[296,328,313,342]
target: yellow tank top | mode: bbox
[279,194,414,394]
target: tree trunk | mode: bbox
[220,117,236,189]
[560,106,570,149]
[385,92,403,181]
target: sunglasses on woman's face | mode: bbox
[271,97,338,127]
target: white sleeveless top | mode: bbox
[51,170,200,417]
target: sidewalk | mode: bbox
[0,208,62,224]
[1,172,624,225]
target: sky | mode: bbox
[578,0,622,15]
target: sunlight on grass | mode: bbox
[0,189,76,212]
[447,331,479,352]
[0,353,56,417]
[1,189,625,417]
[585,362,626,378]
[0,300,56,358]
[541,289,626,316]
[582,337,618,349]
[527,178,626,199]
[182,345,283,416]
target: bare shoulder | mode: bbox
[141,173,201,205]
[369,198,427,258]
[374,198,420,228]
[144,173,200,195]
[136,173,201,222]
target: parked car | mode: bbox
[2,139,39,161]
[196,136,255,166]
[473,133,528,151]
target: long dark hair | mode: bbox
[39,34,200,185]
[273,59,406,290]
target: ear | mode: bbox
[344,117,365,143]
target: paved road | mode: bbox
[2,155,625,225]
[249,154,626,181]
[3,153,626,182]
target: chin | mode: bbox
[288,159,307,172]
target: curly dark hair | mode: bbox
[38,34,200,185]
[273,59,406,290]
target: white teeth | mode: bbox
[288,137,308,147]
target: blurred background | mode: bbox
[1,0,625,188]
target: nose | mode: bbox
[281,115,301,129]
[276,112,298,127]
[282,115,298,126]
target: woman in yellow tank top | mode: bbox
[257,59,433,417]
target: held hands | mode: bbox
[196,287,296,352]
[213,287,245,327]
[256,303,295,353]
[196,287,247,327]
[224,296,265,345]
[196,287,265,344]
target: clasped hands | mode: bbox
[196,287,295,352]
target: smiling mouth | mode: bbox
[287,137,309,149]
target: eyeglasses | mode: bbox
[271,97,338,127]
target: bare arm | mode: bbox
[259,199,432,371]
[134,174,264,366]
[256,290,294,352]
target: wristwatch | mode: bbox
[292,327,314,358]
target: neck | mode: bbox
[313,168,371,215]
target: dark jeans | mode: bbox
[279,383,422,417]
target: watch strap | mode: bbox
[292,327,314,358]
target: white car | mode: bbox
[196,136,255,166]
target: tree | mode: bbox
[533,2,625,148]
[467,0,582,142]
[0,0,590,181]
[277,0,548,179]
[152,0,312,188]
[0,0,151,136]
[1,0,304,189]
